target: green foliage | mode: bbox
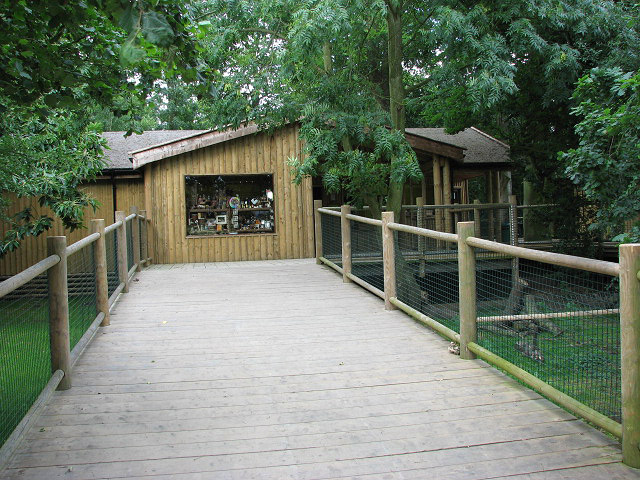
[410,0,640,254]
[562,68,640,240]
[0,0,204,255]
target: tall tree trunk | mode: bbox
[385,1,406,220]
[386,1,405,133]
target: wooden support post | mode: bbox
[508,195,518,246]
[433,155,443,231]
[131,206,141,272]
[443,159,452,233]
[90,219,110,327]
[314,200,323,264]
[487,172,495,240]
[382,211,397,310]
[494,171,503,238]
[341,205,352,283]
[457,222,477,360]
[139,209,148,266]
[47,236,71,390]
[115,211,129,294]
[416,197,426,277]
[620,243,640,467]
[473,199,481,237]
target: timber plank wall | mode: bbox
[145,124,314,264]
[0,180,143,276]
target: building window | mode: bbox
[186,175,275,236]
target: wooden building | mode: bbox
[0,124,510,274]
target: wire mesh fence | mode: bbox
[476,257,621,421]
[395,230,461,333]
[139,217,145,263]
[320,212,342,266]
[67,246,98,350]
[350,220,383,291]
[0,274,51,447]
[126,219,134,271]
[105,229,119,297]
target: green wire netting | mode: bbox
[67,245,98,350]
[0,274,51,447]
[105,229,120,297]
[321,212,342,266]
[476,256,621,421]
[350,219,383,292]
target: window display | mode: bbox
[185,175,275,236]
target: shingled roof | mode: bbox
[101,130,207,170]
[406,127,510,165]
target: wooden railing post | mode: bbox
[47,236,71,390]
[131,206,141,272]
[620,243,640,467]
[473,199,481,237]
[341,205,352,283]
[115,211,129,293]
[139,209,148,267]
[457,221,477,360]
[90,219,110,327]
[314,200,323,264]
[382,211,397,310]
[509,195,518,246]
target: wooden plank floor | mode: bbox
[3,259,640,479]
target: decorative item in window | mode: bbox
[185,174,275,236]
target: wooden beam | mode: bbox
[91,219,110,327]
[131,124,260,169]
[382,211,396,310]
[621,243,640,467]
[405,133,465,160]
[47,236,71,390]
[314,200,323,264]
[458,222,477,359]
[115,211,129,294]
[341,205,351,283]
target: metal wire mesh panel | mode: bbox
[477,207,511,243]
[67,245,98,350]
[396,231,460,333]
[126,220,134,271]
[139,218,145,262]
[0,274,51,447]
[351,220,383,291]
[477,257,621,421]
[105,229,119,297]
[321,213,342,266]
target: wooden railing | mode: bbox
[0,208,150,467]
[314,201,640,468]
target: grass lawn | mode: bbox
[0,295,97,447]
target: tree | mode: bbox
[0,0,205,255]
[196,0,423,219]
[562,68,640,241]
[408,0,640,252]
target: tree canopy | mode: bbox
[2,0,639,255]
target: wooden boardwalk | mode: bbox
[3,259,640,479]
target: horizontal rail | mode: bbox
[70,312,105,368]
[104,221,122,234]
[0,254,60,299]
[317,207,342,217]
[66,232,100,257]
[516,204,557,210]
[108,282,125,307]
[467,341,622,438]
[345,213,383,227]
[390,297,460,343]
[466,236,620,277]
[319,256,344,274]
[0,370,64,470]
[388,222,458,243]
[346,272,384,299]
[414,203,510,210]
[478,308,619,323]
[125,213,136,222]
